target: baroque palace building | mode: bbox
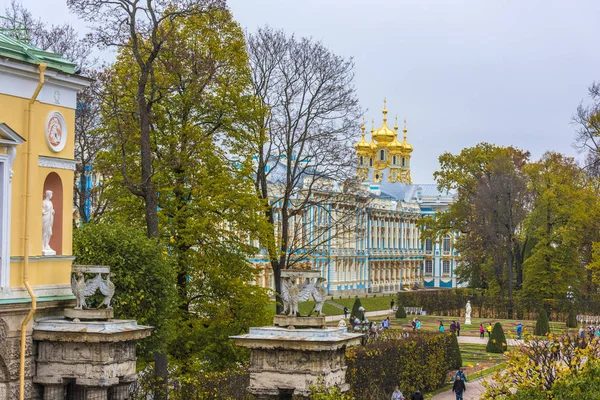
[252,100,457,295]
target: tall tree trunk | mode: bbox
[137,68,166,399]
[137,70,160,238]
[507,250,514,319]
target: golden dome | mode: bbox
[388,115,404,154]
[401,119,413,153]
[354,118,371,154]
[372,99,395,144]
[369,119,377,150]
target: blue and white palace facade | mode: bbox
[251,101,458,295]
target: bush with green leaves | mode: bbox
[447,332,463,369]
[73,222,177,364]
[535,309,550,336]
[486,322,507,353]
[350,296,363,320]
[346,332,461,397]
[395,296,407,319]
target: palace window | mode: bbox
[369,158,373,167]
[402,157,405,166]
[379,149,386,161]
[392,155,397,165]
[425,260,433,275]
[360,155,364,165]
[443,235,451,253]
[425,238,432,252]
[442,260,450,275]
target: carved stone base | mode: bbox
[232,326,362,398]
[465,317,472,325]
[273,315,326,329]
[64,308,113,321]
[33,318,151,399]
[42,249,56,256]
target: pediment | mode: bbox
[0,123,25,146]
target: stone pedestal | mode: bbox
[33,317,151,400]
[232,325,362,398]
[465,316,471,325]
[273,315,325,329]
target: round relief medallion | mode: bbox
[45,111,67,153]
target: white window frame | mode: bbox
[443,235,451,254]
[0,156,12,288]
[442,260,450,275]
[425,259,433,275]
[425,238,433,253]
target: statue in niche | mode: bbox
[42,190,55,255]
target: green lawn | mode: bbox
[330,295,396,312]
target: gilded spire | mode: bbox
[361,116,366,137]
[394,115,399,132]
[403,118,407,140]
[382,98,388,124]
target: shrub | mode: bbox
[446,333,463,369]
[73,222,176,364]
[395,297,407,319]
[346,332,460,398]
[566,308,577,328]
[486,322,507,353]
[535,309,550,336]
[350,296,363,320]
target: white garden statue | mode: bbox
[42,190,56,256]
[465,300,472,325]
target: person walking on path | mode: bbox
[416,318,421,330]
[343,307,348,319]
[391,299,395,311]
[410,388,424,400]
[456,321,461,337]
[439,322,445,333]
[450,321,457,334]
[391,385,404,400]
[479,323,485,339]
[516,322,523,340]
[487,323,492,338]
[452,375,466,400]
[412,318,417,331]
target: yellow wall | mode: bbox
[1,91,75,289]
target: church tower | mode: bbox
[354,99,413,185]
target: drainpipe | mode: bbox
[20,62,46,400]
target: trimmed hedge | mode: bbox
[395,297,407,319]
[535,309,550,336]
[486,322,507,353]
[350,297,363,320]
[567,308,577,328]
[346,332,461,398]
[397,289,600,322]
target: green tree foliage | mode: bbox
[96,9,272,372]
[395,296,407,319]
[521,153,600,299]
[72,223,176,364]
[422,143,530,295]
[350,297,363,320]
[535,309,550,336]
[486,322,508,353]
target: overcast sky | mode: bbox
[11,0,600,184]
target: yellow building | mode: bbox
[0,33,89,398]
